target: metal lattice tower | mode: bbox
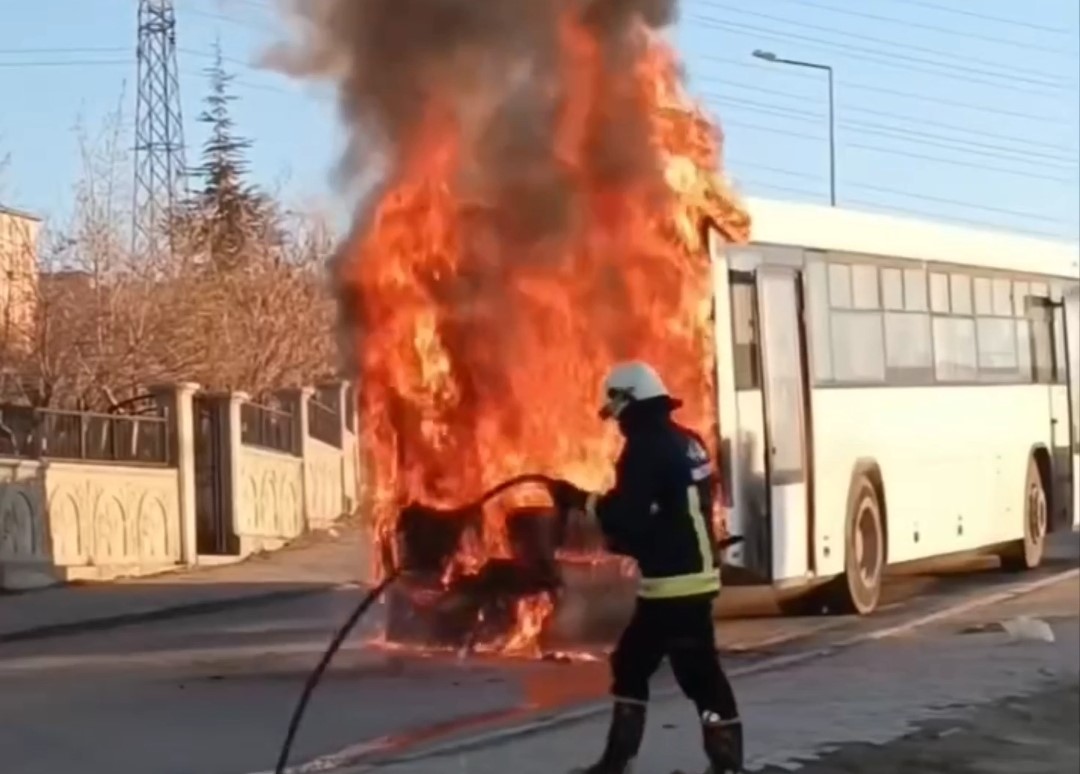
[132,0,187,259]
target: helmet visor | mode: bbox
[598,387,634,420]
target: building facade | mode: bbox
[0,205,40,352]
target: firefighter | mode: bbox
[549,361,743,774]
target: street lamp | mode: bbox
[752,49,836,207]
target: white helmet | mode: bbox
[599,361,673,420]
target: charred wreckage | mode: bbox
[378,474,741,655]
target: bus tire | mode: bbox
[1001,456,1048,572]
[831,473,885,616]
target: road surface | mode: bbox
[0,547,1075,774]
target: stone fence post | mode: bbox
[149,382,200,565]
[316,380,357,514]
[205,390,246,554]
[276,386,314,529]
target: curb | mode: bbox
[0,584,342,646]
[296,565,1080,774]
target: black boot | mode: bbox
[570,700,646,774]
[701,714,743,774]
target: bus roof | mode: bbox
[743,196,1080,281]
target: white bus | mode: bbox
[709,198,1080,615]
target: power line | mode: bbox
[702,90,1078,167]
[695,78,1075,156]
[879,0,1074,35]
[695,0,1073,79]
[843,104,1076,155]
[0,46,127,55]
[694,60,1074,124]
[847,181,1061,223]
[717,0,1076,54]
[0,59,131,68]
[691,16,1072,94]
[839,119,1078,167]
[717,113,1077,184]
[728,160,824,181]
[844,196,1072,240]
[845,142,1077,185]
[700,91,824,121]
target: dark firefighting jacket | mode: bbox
[584,400,721,599]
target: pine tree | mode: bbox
[178,41,280,272]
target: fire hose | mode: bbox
[272,473,743,773]
[272,474,559,774]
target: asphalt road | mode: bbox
[1,545,1076,774]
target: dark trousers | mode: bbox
[610,594,739,720]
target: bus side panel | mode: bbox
[811,384,1049,569]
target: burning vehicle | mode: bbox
[273,0,750,656]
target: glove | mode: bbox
[546,478,590,513]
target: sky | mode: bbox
[1,0,1078,243]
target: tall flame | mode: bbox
[273,1,750,650]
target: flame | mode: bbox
[343,18,749,654]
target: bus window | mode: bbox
[904,268,928,312]
[1013,281,1030,318]
[933,317,978,382]
[950,273,973,316]
[1017,319,1034,381]
[974,277,993,316]
[731,280,761,391]
[885,312,933,383]
[805,260,833,382]
[881,268,904,311]
[852,264,880,310]
[1054,306,1068,385]
[930,272,950,313]
[991,278,1012,317]
[976,317,1020,377]
[828,263,853,309]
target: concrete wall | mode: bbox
[0,380,363,590]
[0,459,182,589]
[235,446,304,553]
[305,437,345,529]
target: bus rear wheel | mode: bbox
[831,474,885,616]
[1001,456,1048,572]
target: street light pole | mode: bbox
[753,49,837,207]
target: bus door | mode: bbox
[709,237,772,582]
[755,266,814,584]
[1064,288,1080,530]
